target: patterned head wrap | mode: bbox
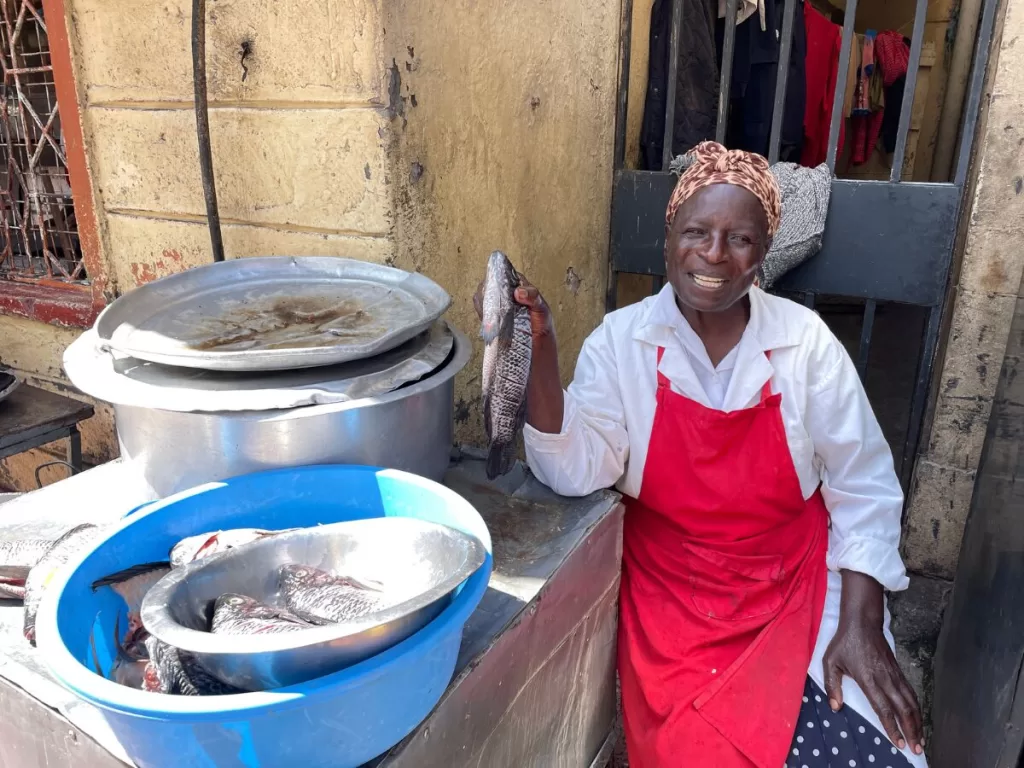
[665,141,782,238]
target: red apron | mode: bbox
[618,347,829,768]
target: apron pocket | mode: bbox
[684,544,785,621]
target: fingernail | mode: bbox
[898,739,906,749]
[829,699,839,711]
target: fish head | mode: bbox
[481,251,521,344]
[213,592,257,618]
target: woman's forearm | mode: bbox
[838,570,885,629]
[526,332,564,434]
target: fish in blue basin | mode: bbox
[24,523,104,646]
[211,593,314,635]
[278,565,388,626]
[91,561,172,654]
[0,536,52,600]
[142,634,242,696]
[169,527,301,569]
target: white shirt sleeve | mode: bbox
[804,332,910,592]
[524,321,630,497]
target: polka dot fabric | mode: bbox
[784,677,914,768]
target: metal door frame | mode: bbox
[607,0,1001,490]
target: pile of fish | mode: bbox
[480,250,533,480]
[2,525,397,696]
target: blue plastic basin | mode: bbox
[36,465,492,768]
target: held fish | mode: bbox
[481,250,532,480]
[24,524,103,646]
[0,537,51,600]
[142,635,241,696]
[170,528,300,568]
[211,593,314,635]
[278,564,388,626]
[91,561,172,654]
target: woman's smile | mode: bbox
[689,272,729,290]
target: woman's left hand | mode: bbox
[823,570,924,756]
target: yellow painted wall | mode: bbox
[0,0,620,489]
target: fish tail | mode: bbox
[91,561,171,591]
[486,441,516,480]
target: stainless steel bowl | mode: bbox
[140,517,488,692]
[113,326,470,497]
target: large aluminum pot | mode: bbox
[116,328,471,498]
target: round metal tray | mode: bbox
[95,257,451,372]
[65,321,455,413]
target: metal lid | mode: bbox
[64,321,455,413]
[95,257,452,372]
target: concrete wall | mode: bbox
[0,0,619,489]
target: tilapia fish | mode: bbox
[170,528,300,568]
[279,564,388,626]
[142,635,241,696]
[91,561,171,655]
[211,593,313,635]
[481,250,532,480]
[24,523,104,646]
[0,537,52,600]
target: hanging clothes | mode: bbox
[800,3,845,167]
[639,0,720,169]
[851,30,909,165]
[715,0,806,160]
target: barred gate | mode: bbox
[608,0,1000,489]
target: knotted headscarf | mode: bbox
[665,141,782,238]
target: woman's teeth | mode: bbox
[691,274,726,289]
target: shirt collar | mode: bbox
[632,283,804,353]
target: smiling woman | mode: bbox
[508,140,928,768]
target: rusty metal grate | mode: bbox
[0,0,82,283]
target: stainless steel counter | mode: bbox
[0,456,624,768]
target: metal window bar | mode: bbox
[716,0,740,145]
[0,0,82,283]
[826,0,859,171]
[767,0,799,164]
[891,0,929,181]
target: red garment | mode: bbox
[801,4,846,167]
[875,31,910,87]
[618,347,830,768]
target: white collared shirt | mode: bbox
[523,286,925,763]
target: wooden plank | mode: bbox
[0,385,93,453]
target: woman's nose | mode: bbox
[701,233,728,264]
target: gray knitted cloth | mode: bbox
[669,154,832,290]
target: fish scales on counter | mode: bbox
[170,527,300,568]
[279,564,389,626]
[480,250,533,480]
[211,593,314,635]
[24,524,104,646]
[0,537,52,600]
[143,635,242,696]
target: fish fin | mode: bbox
[91,561,171,591]
[483,390,493,442]
[486,441,515,480]
[89,629,105,678]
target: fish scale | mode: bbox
[481,250,532,480]
[212,593,314,635]
[279,565,389,626]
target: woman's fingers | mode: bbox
[514,285,542,309]
[861,675,910,751]
[892,677,924,754]
[822,655,845,711]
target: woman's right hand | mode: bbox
[472,274,555,341]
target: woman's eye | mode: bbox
[683,228,704,237]
[730,234,753,245]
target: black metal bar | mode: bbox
[192,0,225,263]
[652,274,665,294]
[662,0,685,169]
[613,0,634,170]
[901,305,942,488]
[856,299,877,379]
[804,292,816,309]
[954,0,1000,187]
[826,0,859,171]
[890,0,928,182]
[716,0,740,144]
[68,425,82,472]
[606,266,620,313]
[768,0,798,163]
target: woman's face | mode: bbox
[665,183,770,313]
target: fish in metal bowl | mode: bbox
[139,516,488,692]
